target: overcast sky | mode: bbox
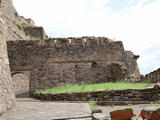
[13,0,160,75]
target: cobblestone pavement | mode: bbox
[0,102,92,120]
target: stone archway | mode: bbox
[11,70,30,96]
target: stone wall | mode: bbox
[0,0,46,41]
[141,68,160,83]
[1,0,46,96]
[0,0,31,40]
[11,73,29,94]
[24,27,46,40]
[0,6,15,115]
[7,37,140,94]
[32,84,160,102]
[125,51,140,82]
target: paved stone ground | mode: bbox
[1,100,159,120]
[0,92,91,120]
[97,104,160,120]
[1,92,159,120]
[0,102,92,120]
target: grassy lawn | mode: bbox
[35,82,153,94]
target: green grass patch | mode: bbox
[15,21,31,29]
[35,82,153,94]
[89,101,97,110]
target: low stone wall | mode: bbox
[32,84,160,102]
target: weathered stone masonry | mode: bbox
[0,0,46,115]
[7,37,140,94]
[11,72,29,94]
[0,7,15,114]
[32,84,160,102]
[141,68,160,83]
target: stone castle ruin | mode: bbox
[7,37,140,94]
[0,0,159,116]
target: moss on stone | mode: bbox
[15,21,30,29]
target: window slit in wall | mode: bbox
[83,38,87,46]
[69,39,72,47]
[75,64,78,68]
[91,62,97,68]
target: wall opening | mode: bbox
[91,61,97,68]
[11,70,30,97]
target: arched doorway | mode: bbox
[11,70,30,97]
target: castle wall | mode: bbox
[0,12,15,115]
[140,68,160,83]
[7,37,140,94]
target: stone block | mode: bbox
[92,109,102,114]
[110,108,134,120]
[93,113,109,120]
[140,107,160,120]
[154,83,160,89]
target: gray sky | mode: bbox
[13,0,160,74]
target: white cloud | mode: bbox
[13,0,160,74]
[128,0,136,5]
